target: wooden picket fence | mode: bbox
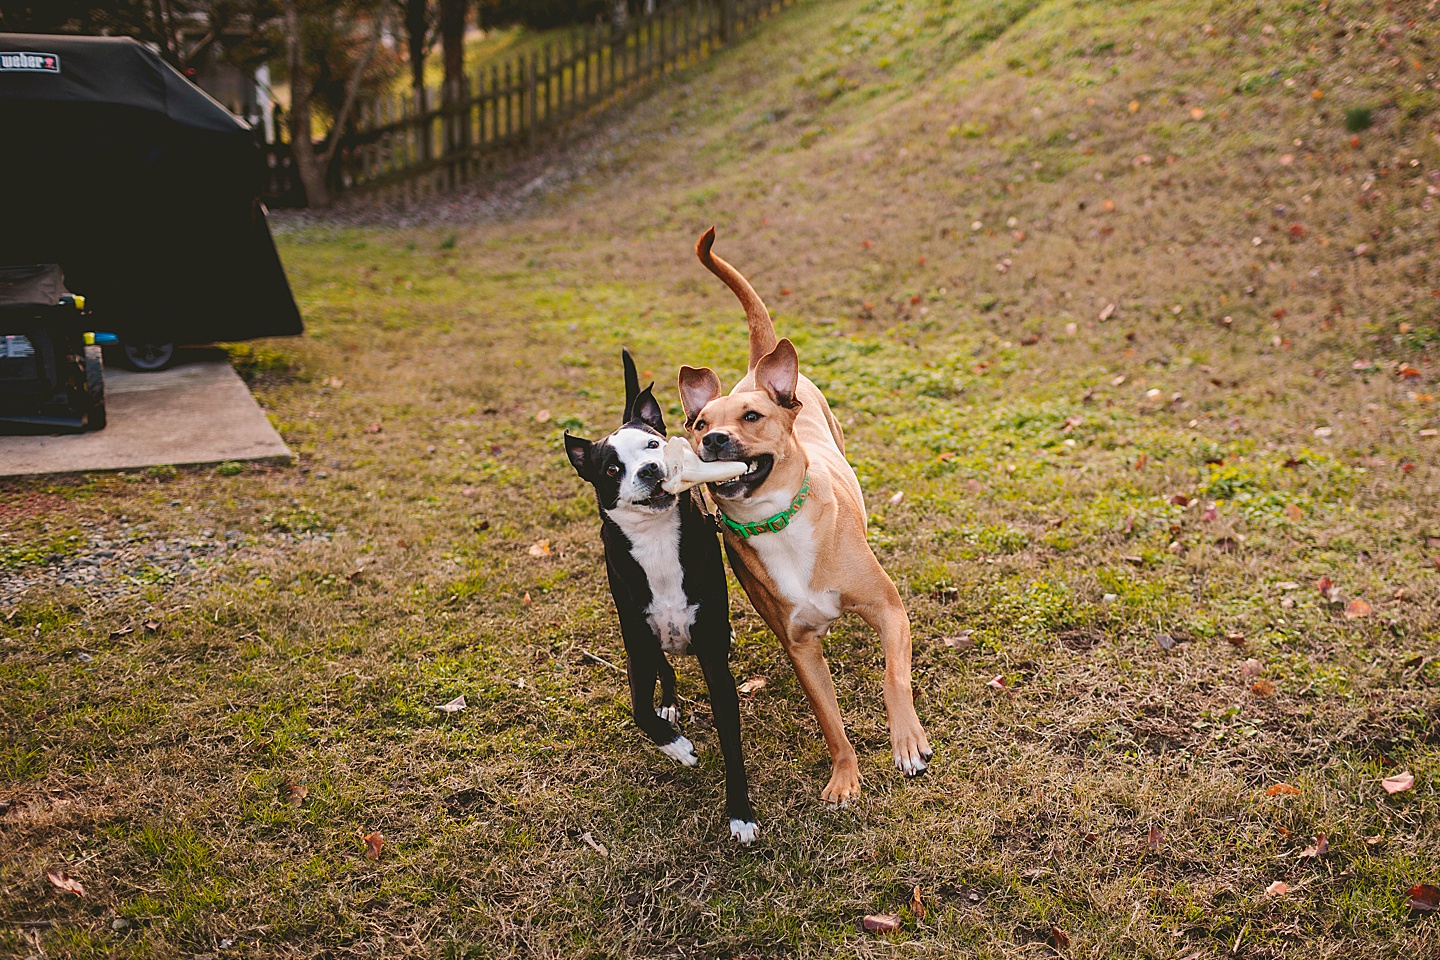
[263,0,792,205]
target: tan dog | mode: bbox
[678,227,932,805]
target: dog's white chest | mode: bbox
[747,512,841,630]
[611,506,697,654]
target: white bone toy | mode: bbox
[661,437,747,494]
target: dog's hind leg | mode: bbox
[696,642,758,843]
[656,656,680,725]
[622,631,698,766]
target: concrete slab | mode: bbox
[0,349,291,477]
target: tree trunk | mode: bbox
[404,0,429,112]
[440,0,465,158]
[282,0,331,207]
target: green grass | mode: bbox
[3,0,1439,955]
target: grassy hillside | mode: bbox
[3,0,1439,957]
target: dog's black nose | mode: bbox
[702,431,730,453]
[637,462,663,482]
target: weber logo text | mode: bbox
[0,52,61,73]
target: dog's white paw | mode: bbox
[729,819,760,845]
[894,751,929,777]
[655,704,680,724]
[659,736,699,767]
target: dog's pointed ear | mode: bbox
[755,338,801,410]
[564,431,594,480]
[631,383,666,435]
[678,365,722,427]
[621,348,640,423]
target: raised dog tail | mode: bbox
[621,348,641,422]
[696,226,777,371]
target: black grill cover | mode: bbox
[0,264,66,312]
[0,34,302,343]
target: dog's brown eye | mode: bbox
[695,419,706,431]
[606,464,620,477]
[743,410,761,422]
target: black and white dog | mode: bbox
[564,351,758,844]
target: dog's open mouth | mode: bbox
[712,454,773,495]
[636,489,676,510]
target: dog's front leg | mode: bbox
[781,624,861,806]
[849,587,932,777]
[695,639,759,843]
[620,615,698,766]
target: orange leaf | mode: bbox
[1381,772,1414,795]
[1266,880,1289,896]
[528,540,553,557]
[46,871,86,897]
[1283,504,1303,522]
[362,830,384,861]
[1343,598,1373,619]
[1409,884,1440,911]
[1267,783,1302,797]
[1251,679,1276,696]
[1147,824,1163,852]
[909,885,925,919]
[1299,833,1329,859]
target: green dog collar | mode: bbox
[719,475,811,539]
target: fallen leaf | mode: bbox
[863,914,903,933]
[521,592,532,604]
[1241,659,1263,680]
[436,695,466,714]
[143,619,161,633]
[1409,884,1440,911]
[1381,772,1414,795]
[1266,880,1289,896]
[364,422,383,434]
[987,674,1007,690]
[1343,598,1373,619]
[910,885,925,919]
[943,633,975,651]
[887,491,905,506]
[1251,679,1276,696]
[737,676,767,694]
[1190,107,1207,120]
[535,409,551,423]
[1147,824,1163,852]
[281,781,308,807]
[362,830,384,861]
[1267,783,1302,797]
[581,831,609,856]
[528,540,553,557]
[1155,632,1176,651]
[1299,833,1329,859]
[1283,504,1303,522]
[1399,364,1422,379]
[1226,632,1247,646]
[1316,577,1340,601]
[47,871,86,897]
[1170,493,1191,506]
[1050,925,1071,948]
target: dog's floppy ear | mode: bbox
[631,383,666,435]
[678,365,722,427]
[755,338,801,410]
[564,431,594,480]
[621,348,641,423]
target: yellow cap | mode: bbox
[84,332,95,346]
[74,294,86,310]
